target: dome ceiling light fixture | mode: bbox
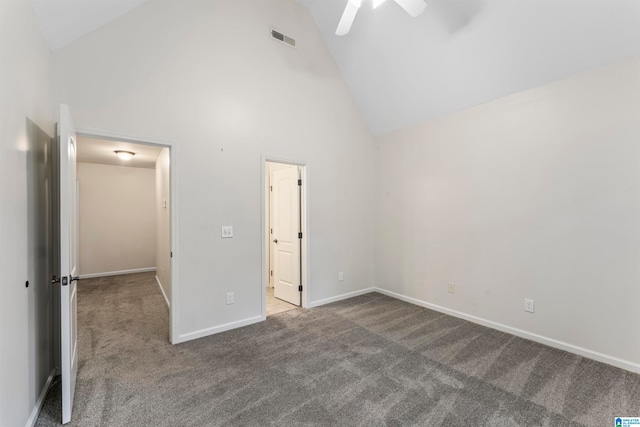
[115,150,135,161]
[336,0,427,36]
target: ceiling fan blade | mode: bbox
[393,0,427,18]
[336,0,361,36]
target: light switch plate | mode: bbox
[221,226,233,238]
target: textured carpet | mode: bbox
[36,272,640,426]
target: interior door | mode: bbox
[272,167,301,306]
[59,104,79,424]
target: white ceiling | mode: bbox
[29,0,640,136]
[29,0,148,51]
[77,136,162,169]
[298,0,640,135]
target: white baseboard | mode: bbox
[175,315,263,344]
[173,288,377,344]
[373,287,640,374]
[25,369,56,427]
[173,287,376,344]
[308,287,376,308]
[169,284,639,373]
[155,275,170,308]
[79,267,156,279]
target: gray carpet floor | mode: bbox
[36,272,639,426]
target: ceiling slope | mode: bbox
[298,0,640,135]
[29,0,640,135]
[29,0,149,51]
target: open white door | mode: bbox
[272,167,301,306]
[59,104,79,424]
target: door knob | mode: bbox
[273,239,278,243]
[70,276,80,282]
[50,276,60,285]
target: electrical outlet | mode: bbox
[226,292,234,305]
[338,272,344,282]
[524,298,534,313]
[448,283,455,294]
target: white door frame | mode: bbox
[261,155,309,319]
[75,126,180,343]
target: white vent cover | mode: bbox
[271,29,296,48]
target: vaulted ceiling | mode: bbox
[298,0,640,135]
[29,0,147,51]
[30,0,640,136]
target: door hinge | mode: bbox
[270,270,273,276]
[298,179,302,186]
[270,185,273,191]
[298,285,302,292]
[170,251,173,258]
[298,232,303,239]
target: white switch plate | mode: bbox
[221,226,233,238]
[524,298,534,313]
[338,272,344,282]
[226,292,234,305]
[447,283,455,294]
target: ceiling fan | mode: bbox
[336,0,427,36]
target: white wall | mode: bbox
[155,148,171,303]
[375,57,640,369]
[0,1,55,425]
[78,162,156,276]
[52,0,376,341]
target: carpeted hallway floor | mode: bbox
[36,272,639,426]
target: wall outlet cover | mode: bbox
[226,292,234,305]
[447,283,455,294]
[221,226,233,238]
[524,298,534,313]
[338,272,344,282]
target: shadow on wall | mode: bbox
[26,117,55,408]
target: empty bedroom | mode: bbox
[1,0,639,426]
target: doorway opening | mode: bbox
[263,159,307,317]
[74,130,177,342]
[55,105,179,424]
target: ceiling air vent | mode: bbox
[271,29,296,48]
